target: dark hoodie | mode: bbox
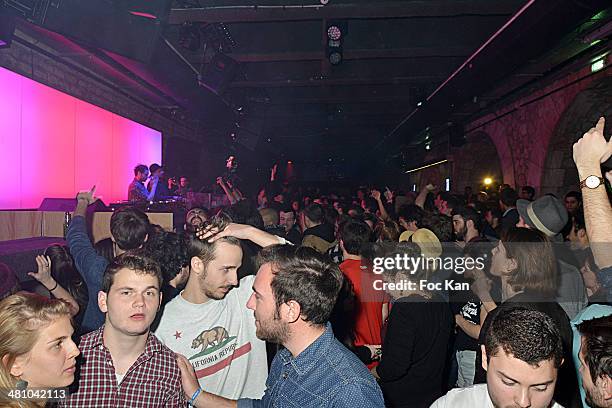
[301,223,336,254]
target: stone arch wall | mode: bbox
[540,76,612,197]
[451,131,503,192]
[464,64,610,193]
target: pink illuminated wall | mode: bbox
[0,67,161,209]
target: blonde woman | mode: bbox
[0,292,79,407]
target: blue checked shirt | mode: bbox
[237,323,384,408]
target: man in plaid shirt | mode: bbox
[62,251,186,407]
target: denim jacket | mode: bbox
[66,215,108,332]
[238,323,384,408]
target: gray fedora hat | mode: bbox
[516,196,568,237]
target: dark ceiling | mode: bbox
[4,0,612,180]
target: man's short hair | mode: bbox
[485,307,564,368]
[185,213,241,272]
[522,186,535,200]
[134,164,148,176]
[259,208,279,226]
[149,163,162,174]
[340,220,370,256]
[421,213,453,242]
[257,245,343,326]
[452,206,483,232]
[576,315,612,383]
[102,250,162,292]
[144,231,189,283]
[500,187,518,207]
[304,203,324,224]
[564,191,582,201]
[397,204,424,227]
[437,192,460,212]
[110,207,151,250]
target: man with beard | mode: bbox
[452,206,488,248]
[155,215,282,401]
[185,207,209,233]
[432,308,565,408]
[177,245,385,408]
[576,314,612,408]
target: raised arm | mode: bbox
[28,255,80,316]
[371,190,390,221]
[68,187,108,289]
[217,177,237,205]
[198,222,287,248]
[572,117,612,269]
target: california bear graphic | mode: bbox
[191,326,230,353]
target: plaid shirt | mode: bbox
[62,326,186,407]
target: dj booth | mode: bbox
[0,193,229,279]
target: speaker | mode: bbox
[449,123,465,147]
[38,198,107,211]
[198,53,239,95]
[0,10,16,48]
[40,0,171,62]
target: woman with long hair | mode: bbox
[0,292,79,407]
[27,245,86,322]
[472,228,579,407]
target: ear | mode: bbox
[481,344,488,372]
[98,291,108,313]
[339,239,345,252]
[282,300,301,324]
[143,233,149,244]
[191,256,203,274]
[6,353,27,378]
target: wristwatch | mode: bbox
[580,175,605,189]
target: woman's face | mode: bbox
[490,240,515,277]
[11,315,79,389]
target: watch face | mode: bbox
[585,175,601,189]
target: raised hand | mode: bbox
[76,185,97,205]
[28,255,55,290]
[573,117,612,171]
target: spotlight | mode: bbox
[326,20,347,66]
[327,25,342,41]
[483,177,493,186]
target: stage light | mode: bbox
[327,25,342,41]
[591,58,605,73]
[287,160,293,164]
[483,177,493,185]
[326,20,347,66]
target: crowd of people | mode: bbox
[0,119,610,407]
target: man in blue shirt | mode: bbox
[178,245,385,408]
